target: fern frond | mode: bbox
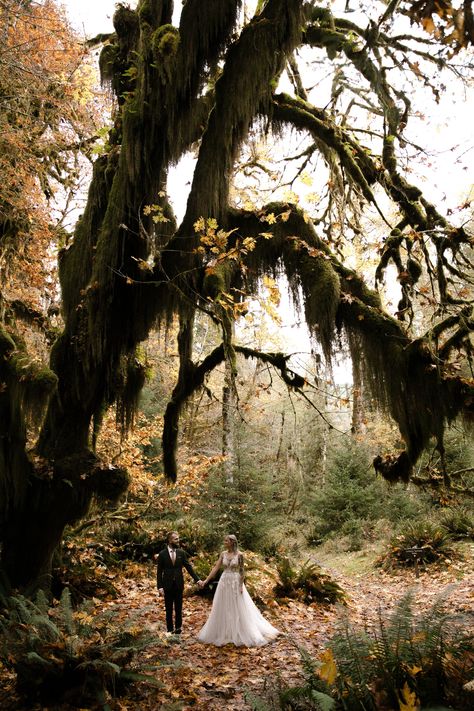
[57,587,75,635]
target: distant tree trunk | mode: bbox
[351,357,366,435]
[222,353,236,484]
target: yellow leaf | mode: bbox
[194,217,205,233]
[398,682,420,711]
[421,16,436,34]
[259,232,273,239]
[262,275,276,288]
[242,237,256,251]
[265,212,277,224]
[319,648,337,685]
[408,665,422,677]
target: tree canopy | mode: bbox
[0,0,473,590]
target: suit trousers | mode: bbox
[164,585,183,632]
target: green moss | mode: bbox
[203,261,234,300]
[99,43,119,86]
[0,327,15,358]
[300,254,340,361]
[151,24,180,83]
[152,24,180,57]
[138,0,153,26]
[113,4,139,41]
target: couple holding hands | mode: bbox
[156,531,280,647]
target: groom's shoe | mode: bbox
[173,628,182,635]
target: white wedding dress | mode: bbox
[197,551,280,647]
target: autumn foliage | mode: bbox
[0,0,98,311]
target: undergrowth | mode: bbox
[250,590,474,710]
[0,587,161,708]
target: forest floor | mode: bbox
[1,542,473,710]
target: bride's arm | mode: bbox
[202,552,223,586]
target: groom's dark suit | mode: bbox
[156,547,199,633]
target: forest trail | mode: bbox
[114,548,474,710]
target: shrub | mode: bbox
[193,461,277,552]
[273,557,345,605]
[437,505,474,540]
[107,521,162,560]
[0,589,160,707]
[307,443,387,546]
[379,520,454,569]
[324,591,474,709]
[52,541,119,604]
[251,591,474,710]
[307,442,432,549]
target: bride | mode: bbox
[197,534,280,647]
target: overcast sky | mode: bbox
[63,0,124,36]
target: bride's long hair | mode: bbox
[226,534,238,552]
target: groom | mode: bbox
[156,531,202,634]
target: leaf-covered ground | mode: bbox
[119,547,474,709]
[1,544,473,710]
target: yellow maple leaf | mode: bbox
[398,681,420,711]
[318,648,337,685]
[193,216,205,233]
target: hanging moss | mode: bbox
[138,0,154,26]
[89,465,130,503]
[271,93,379,195]
[115,353,148,434]
[0,327,55,523]
[179,0,304,230]
[113,4,140,50]
[151,25,180,83]
[178,0,243,86]
[224,203,473,483]
[59,151,119,324]
[0,327,15,358]
[6,336,57,426]
[99,43,119,87]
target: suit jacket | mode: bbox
[156,547,199,591]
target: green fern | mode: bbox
[381,520,454,569]
[327,590,473,709]
[0,590,161,706]
[274,557,345,604]
[438,506,474,540]
[57,587,75,635]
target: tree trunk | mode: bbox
[351,358,366,435]
[222,357,236,484]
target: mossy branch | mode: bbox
[224,204,473,480]
[162,341,310,481]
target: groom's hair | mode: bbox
[166,531,178,543]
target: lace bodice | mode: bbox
[222,551,241,574]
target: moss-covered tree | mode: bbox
[1,0,473,590]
